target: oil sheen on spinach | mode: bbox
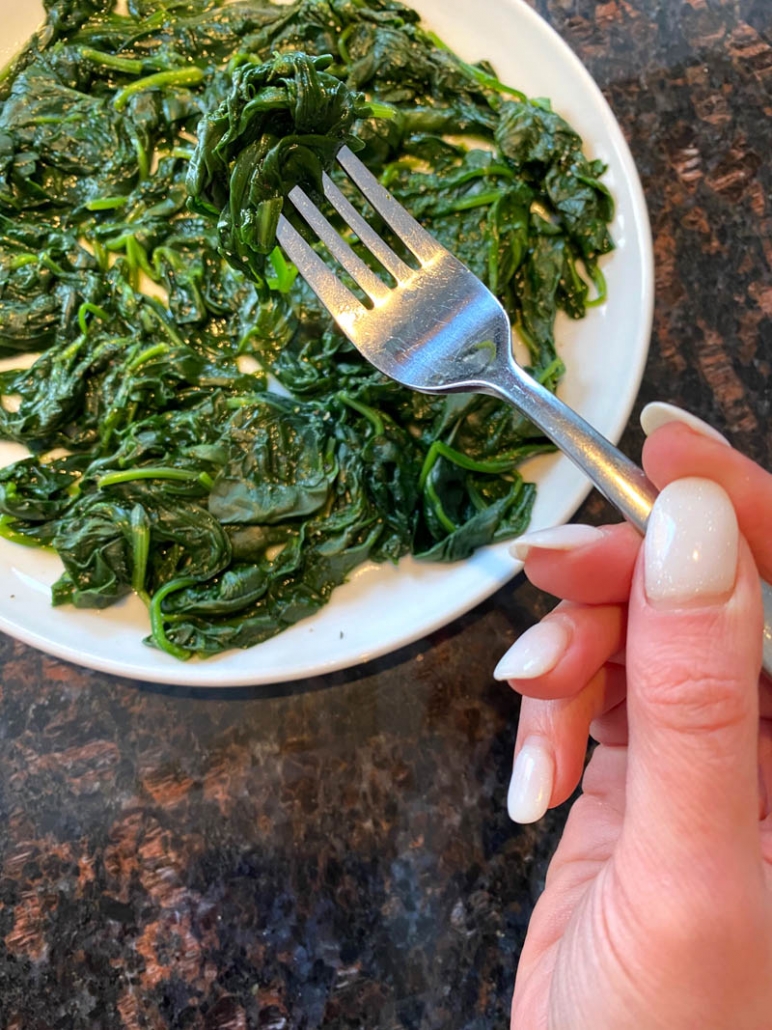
[0,0,613,659]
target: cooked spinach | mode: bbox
[0,0,613,659]
[186,48,391,283]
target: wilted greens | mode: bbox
[0,0,613,659]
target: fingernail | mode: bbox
[493,619,570,680]
[645,477,738,607]
[509,523,604,561]
[508,738,554,823]
[640,402,730,446]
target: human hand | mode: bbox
[495,404,772,1029]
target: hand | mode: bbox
[495,404,772,1029]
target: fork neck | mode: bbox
[483,356,657,534]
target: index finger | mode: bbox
[518,522,640,605]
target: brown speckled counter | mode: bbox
[1,2,771,1027]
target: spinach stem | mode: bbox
[425,479,458,534]
[144,304,185,347]
[98,468,215,489]
[90,238,110,271]
[149,577,198,660]
[130,505,151,599]
[425,30,526,102]
[126,342,169,371]
[585,263,608,307]
[442,190,504,213]
[337,24,355,65]
[113,67,205,111]
[41,255,67,276]
[129,131,150,180]
[418,440,522,491]
[126,235,157,283]
[365,101,397,120]
[80,48,145,74]
[535,356,566,387]
[418,440,540,536]
[337,393,385,436]
[77,302,110,335]
[0,515,51,550]
[86,196,129,212]
[266,246,298,293]
[8,254,37,270]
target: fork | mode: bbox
[276,144,772,675]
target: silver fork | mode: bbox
[276,144,772,675]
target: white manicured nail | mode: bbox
[645,478,738,606]
[640,402,730,446]
[508,738,554,823]
[509,523,604,561]
[493,620,569,680]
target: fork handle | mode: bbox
[491,360,657,531]
[488,359,772,677]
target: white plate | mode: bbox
[0,0,653,686]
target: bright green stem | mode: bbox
[61,334,87,364]
[535,356,566,387]
[113,67,205,111]
[585,263,608,307]
[86,195,129,212]
[365,100,397,120]
[225,393,266,410]
[125,235,157,284]
[152,245,184,274]
[137,10,166,31]
[136,140,151,181]
[144,304,184,347]
[41,254,67,276]
[149,577,198,660]
[77,301,110,335]
[445,190,504,213]
[130,504,151,599]
[513,315,538,357]
[0,515,51,550]
[8,254,37,270]
[337,394,385,436]
[0,55,15,89]
[80,48,145,74]
[337,23,355,65]
[418,440,523,491]
[89,238,110,271]
[126,342,169,371]
[97,468,214,490]
[425,31,526,102]
[265,246,298,294]
[425,478,458,534]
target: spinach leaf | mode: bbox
[187,49,389,284]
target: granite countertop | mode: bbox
[1,2,771,1027]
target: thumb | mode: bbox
[623,477,763,865]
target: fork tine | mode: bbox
[336,145,441,265]
[286,185,392,304]
[321,172,413,283]
[276,214,365,328]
